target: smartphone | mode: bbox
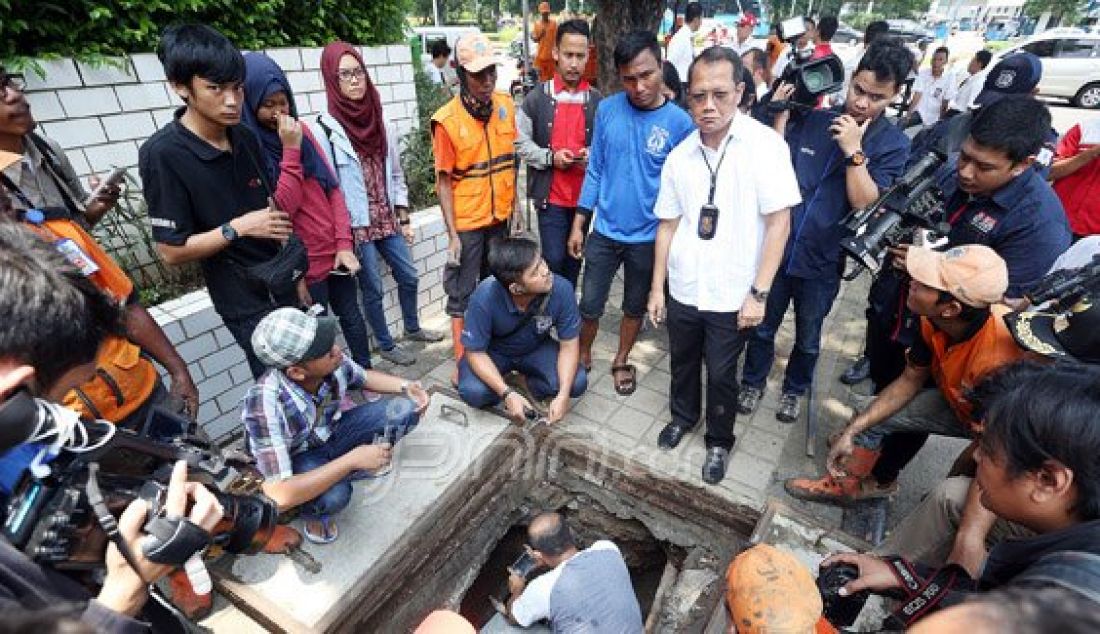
[509,550,538,579]
[90,167,127,199]
[330,265,353,276]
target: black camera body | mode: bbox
[1026,253,1100,309]
[767,17,845,112]
[2,406,277,572]
[817,562,869,627]
[841,151,950,273]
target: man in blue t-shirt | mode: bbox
[739,39,913,423]
[566,30,694,397]
[458,237,587,423]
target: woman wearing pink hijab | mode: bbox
[312,42,444,366]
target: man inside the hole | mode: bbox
[504,511,643,631]
[456,237,587,424]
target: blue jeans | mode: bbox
[457,338,588,407]
[308,274,373,369]
[291,397,420,518]
[356,235,421,351]
[538,204,587,289]
[741,270,842,395]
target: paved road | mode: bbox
[1049,101,1100,135]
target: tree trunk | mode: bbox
[593,0,664,94]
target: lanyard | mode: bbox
[699,136,732,205]
[0,171,35,210]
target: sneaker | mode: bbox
[776,392,801,423]
[784,473,898,506]
[736,386,763,415]
[840,355,871,385]
[406,327,445,343]
[380,345,416,366]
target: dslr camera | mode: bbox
[768,17,846,112]
[1,392,278,573]
[840,151,951,273]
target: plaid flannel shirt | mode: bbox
[241,353,367,480]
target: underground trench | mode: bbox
[204,392,765,633]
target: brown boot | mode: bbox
[842,446,882,478]
[450,317,465,387]
[784,473,898,506]
[168,568,212,620]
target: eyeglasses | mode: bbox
[0,73,27,98]
[337,68,367,82]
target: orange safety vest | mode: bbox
[30,219,158,422]
[432,93,517,232]
[920,305,1027,430]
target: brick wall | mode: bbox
[150,208,450,442]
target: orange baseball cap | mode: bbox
[906,244,1008,308]
[455,33,503,73]
[725,544,824,634]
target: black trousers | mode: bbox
[667,296,748,451]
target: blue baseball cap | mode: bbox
[973,51,1042,109]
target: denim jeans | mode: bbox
[356,234,421,351]
[741,270,842,395]
[457,339,588,407]
[538,204,587,289]
[291,396,420,518]
[308,274,373,369]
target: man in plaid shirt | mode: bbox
[242,306,429,544]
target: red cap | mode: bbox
[738,12,760,27]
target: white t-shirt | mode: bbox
[511,540,621,627]
[653,114,802,313]
[949,70,987,112]
[913,68,957,127]
[667,24,696,84]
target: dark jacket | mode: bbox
[0,538,148,632]
[515,78,601,206]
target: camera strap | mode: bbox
[699,136,732,205]
[85,462,149,584]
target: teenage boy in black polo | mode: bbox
[140,24,296,378]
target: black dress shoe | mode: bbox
[840,355,871,385]
[701,447,731,484]
[657,423,690,450]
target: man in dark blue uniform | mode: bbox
[739,39,913,423]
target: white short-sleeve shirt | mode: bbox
[510,540,621,627]
[654,114,802,313]
[913,68,957,127]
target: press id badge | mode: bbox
[54,238,100,277]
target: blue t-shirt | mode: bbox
[577,93,694,244]
[783,109,911,279]
[939,163,1070,297]
[461,274,582,357]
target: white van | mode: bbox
[994,33,1100,109]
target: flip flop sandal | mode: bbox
[303,515,339,544]
[610,364,637,396]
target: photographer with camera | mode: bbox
[0,221,223,632]
[737,38,913,424]
[505,512,642,631]
[817,361,1100,628]
[785,245,1028,505]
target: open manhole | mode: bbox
[206,392,763,632]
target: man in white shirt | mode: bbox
[947,49,992,116]
[666,1,702,84]
[507,512,642,631]
[730,12,760,55]
[907,46,956,128]
[648,46,800,484]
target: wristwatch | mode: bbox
[750,285,769,302]
[845,150,867,167]
[220,222,239,243]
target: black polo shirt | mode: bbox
[139,108,279,320]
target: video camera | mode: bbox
[768,17,846,112]
[840,151,951,273]
[1026,253,1100,310]
[1,392,278,572]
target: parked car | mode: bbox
[834,22,862,45]
[993,34,1100,108]
[886,19,934,46]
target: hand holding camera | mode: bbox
[98,460,223,617]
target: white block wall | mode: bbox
[24,44,418,184]
[148,208,449,443]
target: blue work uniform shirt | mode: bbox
[461,274,582,357]
[939,162,1071,297]
[783,109,911,279]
